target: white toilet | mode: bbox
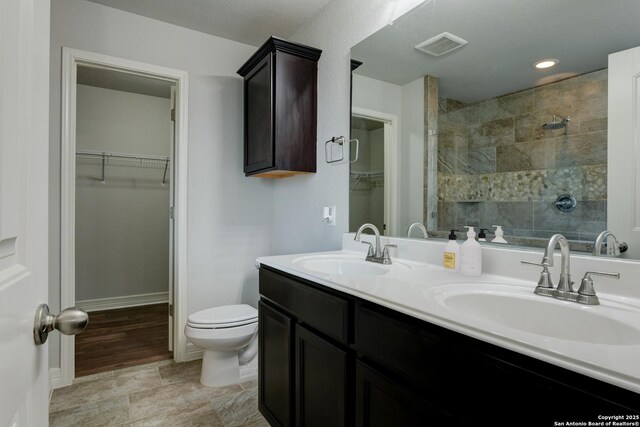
[184,304,258,387]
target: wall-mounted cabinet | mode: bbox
[237,37,322,178]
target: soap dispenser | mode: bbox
[478,228,488,242]
[461,226,482,277]
[492,225,508,244]
[443,229,460,272]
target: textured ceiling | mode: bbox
[77,66,174,98]
[85,0,334,46]
[352,0,640,102]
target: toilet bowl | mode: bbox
[184,304,258,387]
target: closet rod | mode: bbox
[76,149,170,162]
[76,150,170,184]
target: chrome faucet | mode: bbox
[354,223,396,264]
[593,230,628,257]
[523,234,573,296]
[522,233,620,305]
[407,222,428,238]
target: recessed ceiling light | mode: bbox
[534,59,558,69]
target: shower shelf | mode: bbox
[350,170,384,191]
[76,150,170,184]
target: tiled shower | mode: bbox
[430,69,608,242]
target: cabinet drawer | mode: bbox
[260,268,350,344]
[354,302,461,389]
[355,360,454,426]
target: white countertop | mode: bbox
[257,246,640,395]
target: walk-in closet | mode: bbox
[74,66,175,376]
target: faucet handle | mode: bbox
[382,244,397,264]
[578,271,620,295]
[361,241,375,257]
[520,260,551,268]
[577,271,620,305]
[521,260,554,290]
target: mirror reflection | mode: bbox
[350,0,640,256]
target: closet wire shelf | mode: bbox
[350,170,384,191]
[76,150,171,184]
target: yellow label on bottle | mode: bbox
[444,252,456,269]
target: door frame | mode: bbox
[60,47,189,386]
[351,107,400,236]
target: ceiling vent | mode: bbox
[415,32,468,57]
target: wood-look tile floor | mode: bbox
[49,360,268,427]
[75,304,173,377]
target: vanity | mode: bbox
[256,236,640,427]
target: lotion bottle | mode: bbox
[461,226,482,277]
[478,228,488,242]
[443,229,460,273]
[492,225,508,243]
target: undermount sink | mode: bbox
[428,283,640,346]
[292,255,409,277]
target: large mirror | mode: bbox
[350,0,640,257]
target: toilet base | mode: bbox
[199,349,258,387]
[201,350,239,387]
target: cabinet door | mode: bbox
[295,324,349,427]
[258,301,293,427]
[244,54,274,174]
[355,361,453,427]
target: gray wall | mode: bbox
[272,0,409,255]
[49,0,274,368]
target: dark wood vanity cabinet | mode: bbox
[258,267,351,427]
[258,266,640,426]
[237,37,322,178]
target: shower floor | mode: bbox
[75,303,173,377]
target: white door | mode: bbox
[608,46,640,259]
[0,0,51,426]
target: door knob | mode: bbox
[33,304,89,345]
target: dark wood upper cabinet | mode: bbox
[237,37,322,178]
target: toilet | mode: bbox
[184,304,258,387]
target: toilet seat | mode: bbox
[187,304,258,329]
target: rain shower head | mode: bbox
[542,115,570,130]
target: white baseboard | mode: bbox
[76,292,168,312]
[49,367,63,397]
[185,342,203,361]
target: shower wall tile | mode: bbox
[579,95,607,133]
[440,102,468,126]
[466,147,496,174]
[555,130,607,167]
[453,201,534,232]
[543,167,584,201]
[477,89,534,123]
[516,105,581,142]
[433,70,608,241]
[437,201,456,229]
[496,139,555,172]
[438,166,605,204]
[582,164,607,200]
[533,200,606,233]
[468,117,515,148]
[439,98,467,114]
[574,69,607,101]
[438,145,468,174]
[438,120,467,149]
[514,113,543,143]
[466,103,480,125]
[534,77,578,111]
